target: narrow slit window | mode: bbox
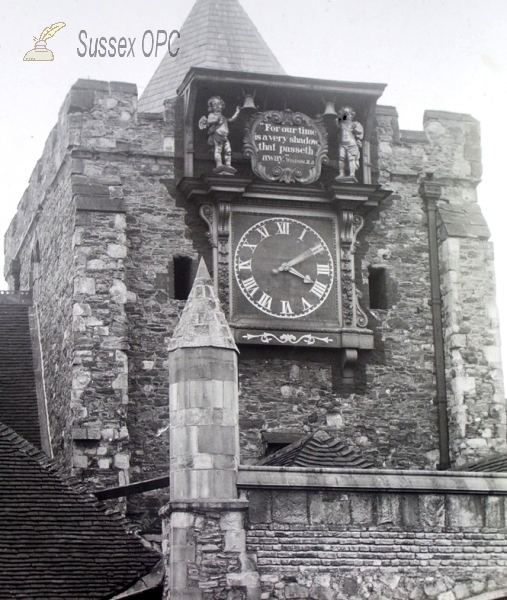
[369,267,389,309]
[265,442,290,457]
[262,432,302,458]
[173,256,194,300]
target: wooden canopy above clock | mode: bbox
[176,66,387,186]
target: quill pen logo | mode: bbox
[23,22,66,61]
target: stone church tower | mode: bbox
[4,0,507,597]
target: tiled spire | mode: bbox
[138,0,285,112]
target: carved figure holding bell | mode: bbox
[336,106,364,182]
[199,96,241,175]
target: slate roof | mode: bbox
[258,430,375,468]
[138,0,285,113]
[454,452,507,473]
[0,422,160,599]
[0,299,41,447]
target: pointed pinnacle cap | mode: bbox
[168,258,238,352]
[138,0,285,113]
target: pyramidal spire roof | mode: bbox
[168,258,238,351]
[138,0,285,113]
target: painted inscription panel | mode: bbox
[244,110,328,184]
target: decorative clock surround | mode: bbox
[174,67,391,366]
[177,176,390,355]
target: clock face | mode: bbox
[233,216,335,319]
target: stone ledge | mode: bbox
[74,197,126,213]
[464,591,507,600]
[109,81,138,94]
[0,291,32,305]
[71,147,175,160]
[376,105,398,117]
[72,427,101,441]
[399,130,429,144]
[139,112,165,121]
[160,499,249,517]
[237,465,507,495]
[424,109,478,123]
[71,79,137,95]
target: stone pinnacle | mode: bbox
[168,258,238,352]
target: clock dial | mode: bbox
[233,217,334,318]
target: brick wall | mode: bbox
[246,486,507,599]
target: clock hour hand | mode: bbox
[271,265,314,284]
[287,267,314,284]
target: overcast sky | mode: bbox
[2,0,507,370]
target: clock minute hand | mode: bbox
[284,243,325,269]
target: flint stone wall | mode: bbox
[3,80,193,509]
[235,105,504,471]
[238,107,448,470]
[4,78,506,525]
[161,502,260,600]
[65,81,193,520]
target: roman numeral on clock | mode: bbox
[242,242,257,252]
[310,280,327,299]
[237,259,252,270]
[280,300,294,315]
[258,293,272,310]
[317,264,330,276]
[276,221,290,235]
[242,277,259,295]
[302,297,313,311]
[255,225,270,239]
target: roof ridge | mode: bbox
[257,429,375,468]
[453,451,507,472]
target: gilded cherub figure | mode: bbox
[336,106,364,181]
[199,96,241,175]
